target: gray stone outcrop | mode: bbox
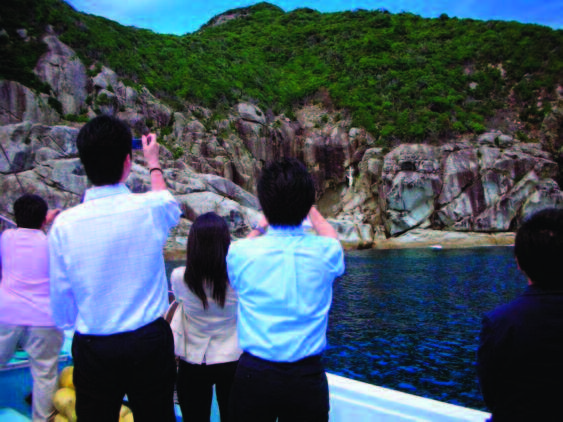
[33,35,88,115]
[2,31,563,250]
[0,81,59,125]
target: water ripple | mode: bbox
[324,246,526,411]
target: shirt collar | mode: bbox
[83,183,131,202]
[268,225,305,236]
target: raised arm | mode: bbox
[246,215,269,239]
[142,133,167,192]
[45,209,61,225]
[308,206,338,239]
[246,207,338,240]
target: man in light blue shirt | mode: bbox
[227,158,345,421]
[49,116,180,422]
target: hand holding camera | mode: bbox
[141,133,160,169]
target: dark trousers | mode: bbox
[229,352,329,422]
[72,318,176,422]
[176,359,238,422]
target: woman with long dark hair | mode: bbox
[170,212,241,422]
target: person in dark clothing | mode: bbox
[477,207,563,422]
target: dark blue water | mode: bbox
[166,246,525,411]
[324,246,525,411]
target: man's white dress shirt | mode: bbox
[49,183,180,335]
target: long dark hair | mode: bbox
[184,212,231,309]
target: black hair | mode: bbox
[76,115,132,186]
[14,194,48,229]
[515,208,563,289]
[257,158,315,227]
[184,212,231,309]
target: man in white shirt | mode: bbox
[49,115,180,422]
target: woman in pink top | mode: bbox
[0,194,64,422]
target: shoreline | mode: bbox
[370,229,515,250]
[165,229,516,260]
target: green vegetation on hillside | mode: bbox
[2,0,562,143]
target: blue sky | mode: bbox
[65,0,563,35]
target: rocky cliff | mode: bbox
[1,33,562,250]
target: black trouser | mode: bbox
[176,359,238,422]
[72,318,176,422]
[229,352,329,422]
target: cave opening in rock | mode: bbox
[401,161,416,171]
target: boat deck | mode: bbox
[0,332,490,421]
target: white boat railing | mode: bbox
[326,373,490,421]
[1,365,491,422]
[3,316,491,422]
[203,372,491,421]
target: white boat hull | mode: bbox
[327,373,490,421]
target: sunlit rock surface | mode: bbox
[2,33,563,251]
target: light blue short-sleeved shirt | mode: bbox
[49,183,181,334]
[227,225,345,362]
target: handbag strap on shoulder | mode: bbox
[165,300,180,324]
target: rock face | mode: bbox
[34,35,88,115]
[0,81,59,125]
[0,122,262,244]
[381,144,442,235]
[375,135,563,236]
[0,122,84,213]
[167,104,376,199]
[542,108,563,158]
[329,219,374,250]
[2,32,563,250]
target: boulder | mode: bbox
[175,191,260,237]
[34,35,88,115]
[172,112,189,140]
[95,89,119,116]
[236,103,266,125]
[34,158,88,196]
[474,171,546,231]
[0,122,36,173]
[0,123,79,174]
[116,111,147,135]
[477,131,504,146]
[381,144,442,236]
[541,108,563,156]
[92,66,119,92]
[520,179,563,220]
[139,87,172,127]
[236,119,267,160]
[0,168,80,217]
[0,81,59,125]
[329,218,374,250]
[438,148,480,205]
[198,174,259,210]
[113,83,139,110]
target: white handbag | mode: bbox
[165,300,189,360]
